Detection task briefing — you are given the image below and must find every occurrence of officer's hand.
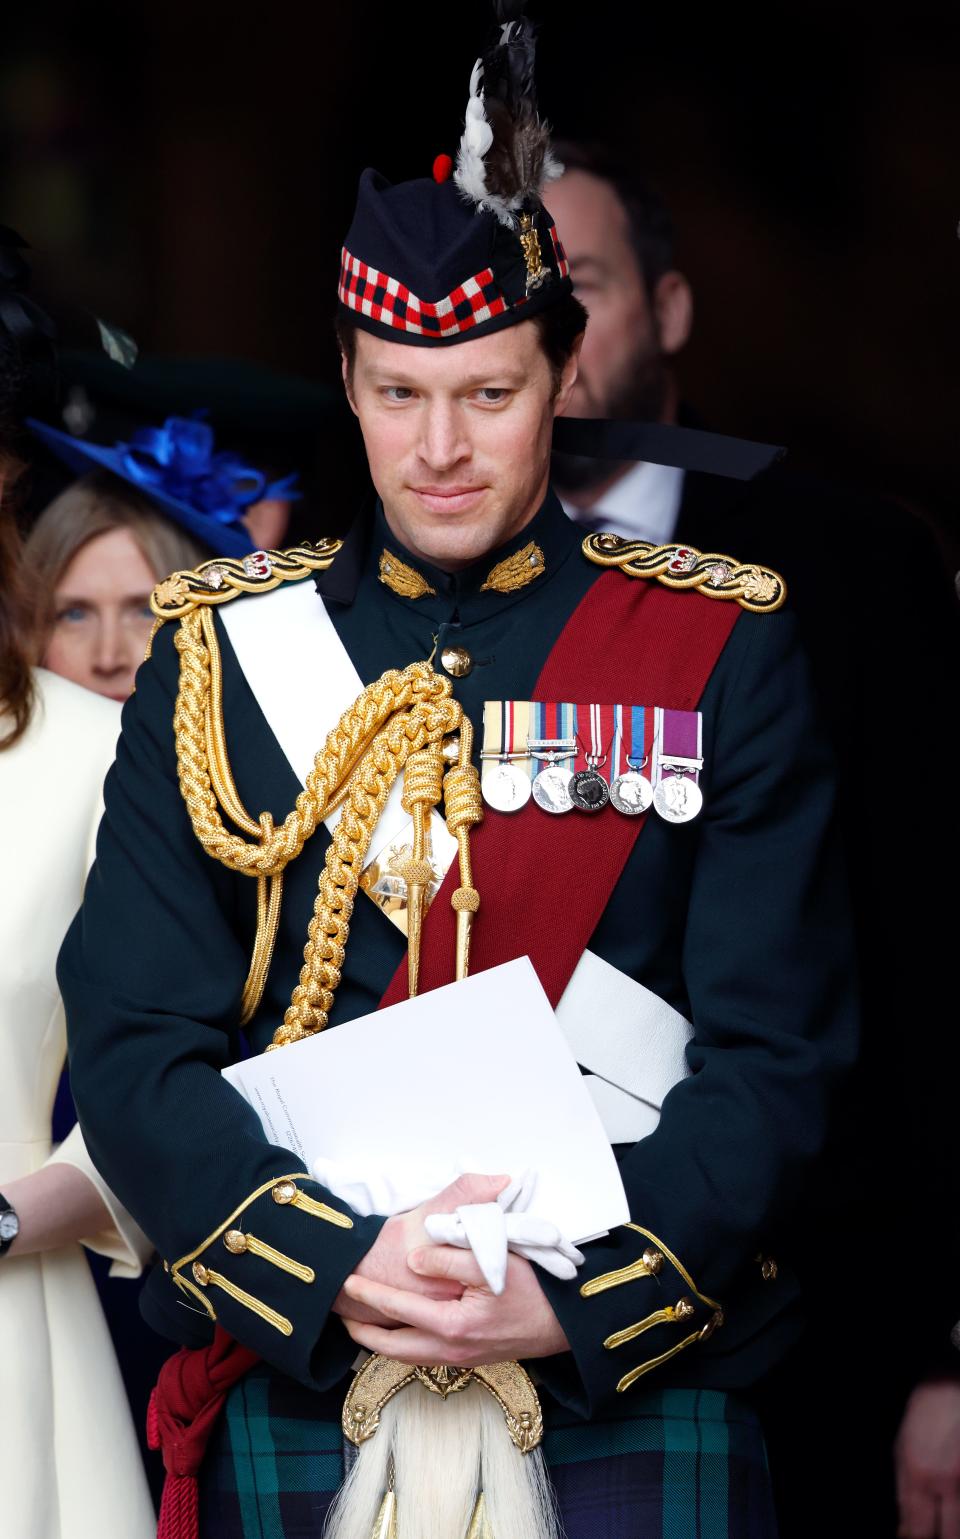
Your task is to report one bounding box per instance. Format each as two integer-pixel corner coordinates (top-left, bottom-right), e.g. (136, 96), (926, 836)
(896, 1380), (960, 1539)
(331, 1173), (510, 1329)
(338, 1241), (571, 1364)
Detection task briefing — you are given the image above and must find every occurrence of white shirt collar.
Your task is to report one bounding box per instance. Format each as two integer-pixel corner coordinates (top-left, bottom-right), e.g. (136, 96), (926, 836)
(560, 461), (685, 546)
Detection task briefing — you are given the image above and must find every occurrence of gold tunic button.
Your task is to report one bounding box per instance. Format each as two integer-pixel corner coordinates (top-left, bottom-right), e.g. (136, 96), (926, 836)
(272, 1180), (297, 1205)
(642, 1247), (664, 1276)
(699, 1308), (724, 1341)
(224, 1229), (248, 1255)
(440, 645), (473, 678)
(192, 1262), (210, 1286)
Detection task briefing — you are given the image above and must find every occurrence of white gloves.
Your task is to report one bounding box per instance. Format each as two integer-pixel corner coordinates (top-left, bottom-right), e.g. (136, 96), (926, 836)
(424, 1171), (584, 1295)
(310, 1158), (585, 1298)
(310, 1157), (460, 1219)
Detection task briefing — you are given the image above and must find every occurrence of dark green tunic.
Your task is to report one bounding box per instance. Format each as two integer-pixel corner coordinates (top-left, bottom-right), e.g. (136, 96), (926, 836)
(58, 491), (856, 1422)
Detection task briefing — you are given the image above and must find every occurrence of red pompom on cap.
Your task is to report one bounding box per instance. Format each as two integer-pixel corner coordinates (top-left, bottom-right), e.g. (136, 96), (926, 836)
(432, 153), (454, 184)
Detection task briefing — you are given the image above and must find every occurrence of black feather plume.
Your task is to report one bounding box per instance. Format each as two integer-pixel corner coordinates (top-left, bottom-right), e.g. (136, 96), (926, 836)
(454, 0), (561, 223)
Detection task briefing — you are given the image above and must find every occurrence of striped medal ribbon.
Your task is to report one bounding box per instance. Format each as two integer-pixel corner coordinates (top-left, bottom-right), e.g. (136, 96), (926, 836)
(529, 700), (577, 815)
(609, 705), (655, 817)
(569, 701), (613, 813)
(480, 699), (533, 812)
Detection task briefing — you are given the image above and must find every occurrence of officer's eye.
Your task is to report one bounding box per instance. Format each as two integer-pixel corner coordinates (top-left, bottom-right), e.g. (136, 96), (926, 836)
(474, 388), (510, 404)
(56, 603), (90, 623)
(382, 386), (415, 403)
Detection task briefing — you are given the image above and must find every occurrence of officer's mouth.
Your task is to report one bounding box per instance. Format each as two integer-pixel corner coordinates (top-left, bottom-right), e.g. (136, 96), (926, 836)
(409, 485), (487, 514)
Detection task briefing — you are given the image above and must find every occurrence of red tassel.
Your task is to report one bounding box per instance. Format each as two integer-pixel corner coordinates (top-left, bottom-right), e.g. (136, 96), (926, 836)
(147, 1327), (260, 1539)
(156, 1472), (199, 1539)
(432, 153), (454, 183)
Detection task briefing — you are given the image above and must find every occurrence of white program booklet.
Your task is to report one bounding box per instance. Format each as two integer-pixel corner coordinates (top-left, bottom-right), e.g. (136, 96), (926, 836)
(223, 956), (629, 1244)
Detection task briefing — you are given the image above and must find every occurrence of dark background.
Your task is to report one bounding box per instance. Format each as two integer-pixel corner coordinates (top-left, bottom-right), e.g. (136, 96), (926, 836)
(2, 0), (959, 559)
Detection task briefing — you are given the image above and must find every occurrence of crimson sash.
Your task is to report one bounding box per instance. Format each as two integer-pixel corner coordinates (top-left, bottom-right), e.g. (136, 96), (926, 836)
(381, 570), (740, 1009)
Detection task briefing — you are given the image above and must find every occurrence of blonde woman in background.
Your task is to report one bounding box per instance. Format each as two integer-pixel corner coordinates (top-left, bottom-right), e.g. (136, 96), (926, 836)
(25, 470), (205, 701)
(26, 412), (299, 700)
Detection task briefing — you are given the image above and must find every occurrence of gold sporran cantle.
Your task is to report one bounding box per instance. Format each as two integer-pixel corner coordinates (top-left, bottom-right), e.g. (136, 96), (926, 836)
(327, 1355), (559, 1539)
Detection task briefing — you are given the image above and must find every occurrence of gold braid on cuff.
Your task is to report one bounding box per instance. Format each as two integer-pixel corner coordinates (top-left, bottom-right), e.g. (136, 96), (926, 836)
(169, 1173), (351, 1330)
(580, 1222), (725, 1394)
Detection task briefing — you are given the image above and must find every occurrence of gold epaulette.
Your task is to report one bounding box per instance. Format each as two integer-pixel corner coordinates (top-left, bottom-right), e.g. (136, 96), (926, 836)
(149, 540), (343, 623)
(582, 532), (786, 614)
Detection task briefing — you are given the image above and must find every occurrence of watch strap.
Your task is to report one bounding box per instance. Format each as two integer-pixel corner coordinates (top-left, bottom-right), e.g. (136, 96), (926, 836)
(0, 1191), (20, 1257)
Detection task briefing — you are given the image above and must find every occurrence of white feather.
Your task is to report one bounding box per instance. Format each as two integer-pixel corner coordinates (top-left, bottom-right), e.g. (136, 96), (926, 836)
(455, 60), (491, 208)
(453, 52), (559, 228)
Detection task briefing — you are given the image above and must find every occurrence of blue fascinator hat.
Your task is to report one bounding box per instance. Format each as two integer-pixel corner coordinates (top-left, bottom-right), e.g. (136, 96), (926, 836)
(27, 412), (300, 558)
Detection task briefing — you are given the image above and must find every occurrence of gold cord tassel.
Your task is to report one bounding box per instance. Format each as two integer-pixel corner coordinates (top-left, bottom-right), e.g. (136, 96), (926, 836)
(444, 716), (483, 980)
(398, 740), (445, 997)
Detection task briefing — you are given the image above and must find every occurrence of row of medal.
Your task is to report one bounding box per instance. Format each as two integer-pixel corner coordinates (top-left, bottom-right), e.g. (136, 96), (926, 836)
(480, 701), (704, 824)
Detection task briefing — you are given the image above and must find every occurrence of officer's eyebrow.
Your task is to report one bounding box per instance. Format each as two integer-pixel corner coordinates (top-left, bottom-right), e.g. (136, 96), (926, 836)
(365, 366), (528, 388)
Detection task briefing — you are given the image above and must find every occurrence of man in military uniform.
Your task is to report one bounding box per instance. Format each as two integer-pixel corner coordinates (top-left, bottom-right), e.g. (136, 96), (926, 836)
(59, 13), (856, 1537)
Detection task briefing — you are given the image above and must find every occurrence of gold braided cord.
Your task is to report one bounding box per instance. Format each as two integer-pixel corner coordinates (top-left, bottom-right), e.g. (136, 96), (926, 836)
(175, 613), (453, 879)
(272, 694), (461, 1045)
(241, 869), (284, 1026)
(194, 606), (284, 1020)
(581, 531), (787, 614)
(168, 588), (483, 1045)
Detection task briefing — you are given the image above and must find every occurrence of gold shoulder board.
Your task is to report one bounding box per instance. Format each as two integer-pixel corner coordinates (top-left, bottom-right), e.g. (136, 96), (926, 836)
(149, 540), (343, 623)
(582, 532), (786, 614)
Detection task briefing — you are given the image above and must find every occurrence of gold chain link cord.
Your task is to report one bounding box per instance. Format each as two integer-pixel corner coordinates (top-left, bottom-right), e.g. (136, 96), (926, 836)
(168, 605), (483, 1041)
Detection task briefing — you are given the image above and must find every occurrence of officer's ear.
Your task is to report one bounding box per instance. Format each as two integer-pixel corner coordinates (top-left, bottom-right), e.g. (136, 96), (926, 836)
(340, 350), (359, 416)
(336, 319), (360, 415)
(653, 272), (693, 357)
(553, 330), (585, 417)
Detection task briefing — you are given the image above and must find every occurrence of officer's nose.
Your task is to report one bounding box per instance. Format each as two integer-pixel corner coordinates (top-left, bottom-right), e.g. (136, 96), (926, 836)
(417, 399), (470, 474)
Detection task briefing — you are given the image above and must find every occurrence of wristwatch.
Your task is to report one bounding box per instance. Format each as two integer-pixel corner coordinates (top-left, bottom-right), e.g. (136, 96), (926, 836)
(0, 1193), (20, 1257)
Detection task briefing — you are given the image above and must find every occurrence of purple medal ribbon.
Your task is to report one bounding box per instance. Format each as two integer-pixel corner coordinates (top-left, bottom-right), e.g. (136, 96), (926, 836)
(653, 707), (704, 823)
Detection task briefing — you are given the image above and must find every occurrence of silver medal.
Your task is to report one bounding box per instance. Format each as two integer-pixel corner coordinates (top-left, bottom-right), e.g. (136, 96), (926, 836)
(653, 774), (703, 824)
(609, 770), (654, 817)
(569, 767), (610, 813)
(532, 765), (575, 814)
(481, 760), (532, 813)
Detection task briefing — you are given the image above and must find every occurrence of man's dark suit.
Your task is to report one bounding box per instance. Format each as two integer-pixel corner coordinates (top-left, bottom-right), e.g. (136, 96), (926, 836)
(677, 465), (960, 1534)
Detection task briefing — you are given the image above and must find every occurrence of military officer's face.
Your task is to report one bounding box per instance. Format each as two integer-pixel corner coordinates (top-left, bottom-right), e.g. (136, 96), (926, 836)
(343, 319), (581, 570)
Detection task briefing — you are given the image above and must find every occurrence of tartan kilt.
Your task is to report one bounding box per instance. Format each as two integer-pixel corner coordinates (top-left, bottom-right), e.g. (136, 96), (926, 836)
(197, 1362), (778, 1538)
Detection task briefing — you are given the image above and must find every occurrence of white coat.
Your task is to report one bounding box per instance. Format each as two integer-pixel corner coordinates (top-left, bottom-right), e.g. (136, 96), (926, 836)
(0, 669), (155, 1539)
